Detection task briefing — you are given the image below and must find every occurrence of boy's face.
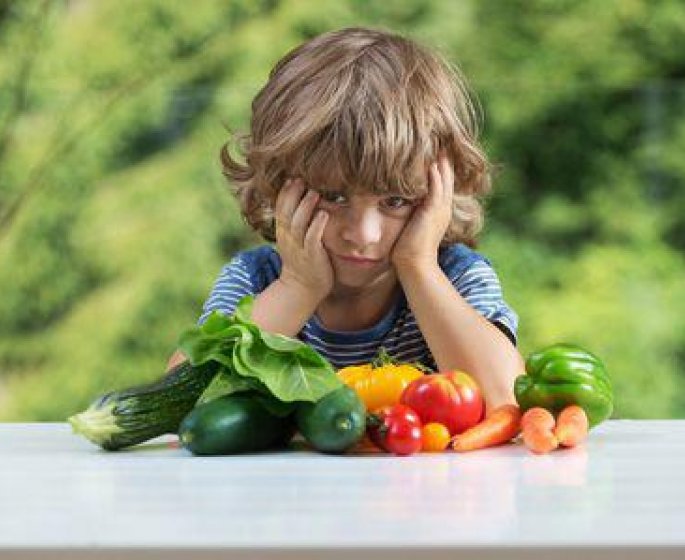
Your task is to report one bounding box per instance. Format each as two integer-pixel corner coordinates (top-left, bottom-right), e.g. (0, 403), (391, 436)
(315, 189), (421, 289)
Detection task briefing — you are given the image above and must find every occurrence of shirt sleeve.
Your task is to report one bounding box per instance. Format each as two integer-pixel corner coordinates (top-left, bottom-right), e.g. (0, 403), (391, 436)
(197, 254), (257, 325)
(450, 259), (519, 346)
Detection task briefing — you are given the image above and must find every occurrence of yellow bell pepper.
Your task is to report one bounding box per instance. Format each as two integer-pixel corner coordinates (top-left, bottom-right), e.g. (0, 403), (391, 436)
(337, 347), (429, 412)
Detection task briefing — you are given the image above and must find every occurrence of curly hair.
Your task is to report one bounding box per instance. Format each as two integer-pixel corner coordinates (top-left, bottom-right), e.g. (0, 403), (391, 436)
(220, 26), (492, 247)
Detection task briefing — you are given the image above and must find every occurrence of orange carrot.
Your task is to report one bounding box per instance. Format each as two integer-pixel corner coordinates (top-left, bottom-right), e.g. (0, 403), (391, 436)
(554, 405), (589, 447)
(521, 407), (558, 454)
(521, 407), (556, 432)
(452, 404), (521, 452)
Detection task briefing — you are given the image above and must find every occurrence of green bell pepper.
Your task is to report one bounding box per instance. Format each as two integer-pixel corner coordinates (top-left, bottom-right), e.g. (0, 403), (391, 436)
(514, 343), (614, 427)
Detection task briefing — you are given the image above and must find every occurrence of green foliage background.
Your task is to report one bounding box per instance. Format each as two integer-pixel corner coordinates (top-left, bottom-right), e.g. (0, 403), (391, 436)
(0, 0), (683, 421)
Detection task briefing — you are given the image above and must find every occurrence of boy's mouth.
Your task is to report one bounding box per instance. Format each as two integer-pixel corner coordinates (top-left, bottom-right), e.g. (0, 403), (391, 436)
(335, 254), (381, 266)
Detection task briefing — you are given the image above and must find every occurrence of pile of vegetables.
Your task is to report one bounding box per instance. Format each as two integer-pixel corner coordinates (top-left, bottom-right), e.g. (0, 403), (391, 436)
(513, 343), (614, 454)
(336, 347), (425, 411)
(336, 342), (614, 456)
(339, 353), (487, 455)
(69, 294), (614, 458)
(69, 295), (366, 454)
(514, 343), (614, 427)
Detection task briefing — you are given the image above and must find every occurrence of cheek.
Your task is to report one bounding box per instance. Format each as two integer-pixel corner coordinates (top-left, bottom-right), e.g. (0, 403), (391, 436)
(320, 212), (407, 249)
(387, 218), (409, 243)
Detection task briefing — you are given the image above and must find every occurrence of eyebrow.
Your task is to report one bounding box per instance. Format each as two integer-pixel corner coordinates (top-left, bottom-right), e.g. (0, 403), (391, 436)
(319, 190), (421, 202)
(319, 183), (418, 194)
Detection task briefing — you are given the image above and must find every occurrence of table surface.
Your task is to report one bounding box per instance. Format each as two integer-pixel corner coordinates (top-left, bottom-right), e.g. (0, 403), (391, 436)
(1, 420), (684, 558)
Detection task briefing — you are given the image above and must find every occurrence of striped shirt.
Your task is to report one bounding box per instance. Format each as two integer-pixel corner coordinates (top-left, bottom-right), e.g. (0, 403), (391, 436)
(198, 243), (518, 371)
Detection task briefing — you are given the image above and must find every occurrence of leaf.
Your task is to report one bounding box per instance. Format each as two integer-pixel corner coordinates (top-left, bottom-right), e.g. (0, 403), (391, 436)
(196, 365), (261, 405)
(233, 296), (303, 352)
(201, 310), (237, 334)
(176, 297), (341, 405)
(237, 337), (340, 402)
(259, 329), (310, 353)
(231, 331), (256, 377)
(234, 294), (255, 324)
(178, 320), (253, 368)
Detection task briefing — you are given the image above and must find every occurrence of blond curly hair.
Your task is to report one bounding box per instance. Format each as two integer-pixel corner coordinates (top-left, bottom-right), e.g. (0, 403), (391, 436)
(220, 27), (492, 247)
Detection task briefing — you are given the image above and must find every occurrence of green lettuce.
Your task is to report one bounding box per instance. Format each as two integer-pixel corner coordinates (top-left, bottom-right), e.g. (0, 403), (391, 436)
(178, 295), (341, 411)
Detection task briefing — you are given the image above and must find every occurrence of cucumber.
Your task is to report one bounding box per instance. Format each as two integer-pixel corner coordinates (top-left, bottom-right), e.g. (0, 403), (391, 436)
(179, 392), (295, 455)
(68, 360), (219, 451)
(295, 385), (366, 453)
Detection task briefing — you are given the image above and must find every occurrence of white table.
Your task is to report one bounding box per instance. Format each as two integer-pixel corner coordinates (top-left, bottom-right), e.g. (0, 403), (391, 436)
(0, 421), (683, 559)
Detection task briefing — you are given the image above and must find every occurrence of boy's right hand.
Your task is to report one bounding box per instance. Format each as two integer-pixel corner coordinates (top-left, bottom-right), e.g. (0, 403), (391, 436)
(274, 177), (334, 301)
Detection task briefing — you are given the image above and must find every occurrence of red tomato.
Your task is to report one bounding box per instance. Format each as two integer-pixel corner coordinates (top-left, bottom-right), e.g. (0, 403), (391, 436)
(367, 404), (423, 456)
(400, 371), (484, 435)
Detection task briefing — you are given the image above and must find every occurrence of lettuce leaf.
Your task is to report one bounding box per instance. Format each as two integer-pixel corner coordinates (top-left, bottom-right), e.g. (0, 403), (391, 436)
(195, 364), (261, 405)
(178, 295), (341, 405)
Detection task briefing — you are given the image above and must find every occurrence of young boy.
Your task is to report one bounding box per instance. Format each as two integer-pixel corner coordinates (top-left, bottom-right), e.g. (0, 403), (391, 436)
(169, 27), (523, 412)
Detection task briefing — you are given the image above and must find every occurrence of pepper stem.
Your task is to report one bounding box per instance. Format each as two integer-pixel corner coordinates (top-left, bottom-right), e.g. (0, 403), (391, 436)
(409, 361), (434, 373)
(371, 346), (395, 368)
(371, 345), (434, 373)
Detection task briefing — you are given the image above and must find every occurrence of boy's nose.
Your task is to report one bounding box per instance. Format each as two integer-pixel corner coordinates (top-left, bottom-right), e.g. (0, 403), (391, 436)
(340, 207), (383, 247)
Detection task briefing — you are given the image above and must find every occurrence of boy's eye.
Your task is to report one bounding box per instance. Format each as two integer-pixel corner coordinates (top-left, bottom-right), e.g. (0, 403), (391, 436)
(320, 191), (348, 204)
(318, 191), (416, 210)
(383, 196), (414, 209)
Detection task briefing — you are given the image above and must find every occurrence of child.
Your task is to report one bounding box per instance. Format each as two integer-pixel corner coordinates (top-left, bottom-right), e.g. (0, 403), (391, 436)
(169, 27), (523, 412)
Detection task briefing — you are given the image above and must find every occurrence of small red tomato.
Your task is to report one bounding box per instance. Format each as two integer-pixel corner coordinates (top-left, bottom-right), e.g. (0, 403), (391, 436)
(367, 404), (423, 456)
(400, 371), (484, 436)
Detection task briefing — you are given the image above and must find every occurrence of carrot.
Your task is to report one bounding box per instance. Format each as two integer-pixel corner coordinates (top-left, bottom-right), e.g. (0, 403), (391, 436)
(521, 407), (558, 454)
(452, 404), (521, 452)
(554, 405), (589, 447)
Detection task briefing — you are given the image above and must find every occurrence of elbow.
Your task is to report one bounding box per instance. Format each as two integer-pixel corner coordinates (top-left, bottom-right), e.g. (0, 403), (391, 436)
(166, 350), (187, 372)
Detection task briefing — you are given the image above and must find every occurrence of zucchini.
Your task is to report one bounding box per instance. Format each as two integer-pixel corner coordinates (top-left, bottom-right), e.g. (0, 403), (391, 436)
(179, 392), (295, 455)
(68, 360), (219, 450)
(295, 385), (366, 453)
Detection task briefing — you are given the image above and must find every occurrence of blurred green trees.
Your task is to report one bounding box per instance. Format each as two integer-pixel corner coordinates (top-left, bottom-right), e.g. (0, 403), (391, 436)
(0, 0), (683, 420)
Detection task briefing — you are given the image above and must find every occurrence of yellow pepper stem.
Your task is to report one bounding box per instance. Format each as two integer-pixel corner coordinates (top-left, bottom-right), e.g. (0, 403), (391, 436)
(370, 346), (433, 373)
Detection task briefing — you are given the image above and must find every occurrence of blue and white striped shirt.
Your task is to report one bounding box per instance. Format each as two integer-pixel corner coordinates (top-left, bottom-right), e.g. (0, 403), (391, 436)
(198, 243), (518, 371)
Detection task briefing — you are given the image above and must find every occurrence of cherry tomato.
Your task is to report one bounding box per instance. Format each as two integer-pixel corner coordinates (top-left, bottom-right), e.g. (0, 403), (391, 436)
(421, 422), (451, 452)
(367, 404), (423, 456)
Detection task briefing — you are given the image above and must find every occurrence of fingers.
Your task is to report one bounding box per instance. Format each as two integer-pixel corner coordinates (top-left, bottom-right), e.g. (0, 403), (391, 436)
(428, 162), (442, 205)
(428, 152), (454, 206)
(275, 177), (325, 248)
(274, 178), (333, 297)
(290, 188), (321, 244)
(438, 151), (454, 203)
(275, 178), (306, 223)
(304, 209), (328, 250)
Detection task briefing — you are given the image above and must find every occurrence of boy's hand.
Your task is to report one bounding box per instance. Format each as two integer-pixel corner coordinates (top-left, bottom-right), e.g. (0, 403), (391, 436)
(275, 177), (334, 301)
(391, 152), (454, 272)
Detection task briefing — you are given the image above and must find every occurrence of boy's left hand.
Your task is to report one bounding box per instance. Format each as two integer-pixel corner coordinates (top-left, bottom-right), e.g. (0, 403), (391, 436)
(391, 152), (454, 272)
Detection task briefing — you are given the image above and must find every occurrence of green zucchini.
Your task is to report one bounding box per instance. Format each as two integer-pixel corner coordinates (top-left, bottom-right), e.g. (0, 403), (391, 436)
(295, 385), (366, 453)
(179, 392), (295, 455)
(68, 360), (219, 450)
